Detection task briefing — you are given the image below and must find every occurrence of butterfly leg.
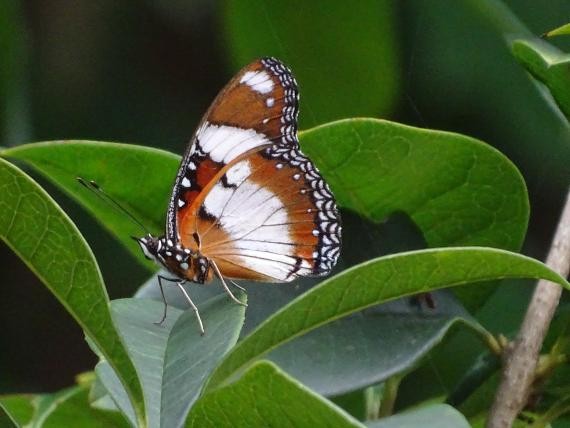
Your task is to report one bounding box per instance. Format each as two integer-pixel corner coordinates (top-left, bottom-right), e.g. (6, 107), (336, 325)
(155, 275), (178, 326)
(229, 280), (246, 292)
(175, 281), (205, 335)
(210, 260), (248, 307)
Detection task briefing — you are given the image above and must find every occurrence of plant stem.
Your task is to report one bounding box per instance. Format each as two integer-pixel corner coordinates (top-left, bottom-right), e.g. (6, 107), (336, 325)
(378, 375), (402, 418)
(487, 188), (570, 428)
(365, 384), (383, 420)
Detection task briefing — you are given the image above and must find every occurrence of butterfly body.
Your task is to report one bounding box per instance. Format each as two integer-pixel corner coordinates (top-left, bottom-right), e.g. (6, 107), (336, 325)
(135, 235), (212, 283)
(135, 57), (341, 331)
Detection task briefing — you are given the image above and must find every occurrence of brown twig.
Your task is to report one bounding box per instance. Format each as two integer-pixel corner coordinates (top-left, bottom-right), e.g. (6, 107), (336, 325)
(487, 189), (570, 428)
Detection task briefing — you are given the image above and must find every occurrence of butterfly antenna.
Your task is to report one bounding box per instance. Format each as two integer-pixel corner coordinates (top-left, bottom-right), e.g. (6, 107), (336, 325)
(76, 177), (150, 234)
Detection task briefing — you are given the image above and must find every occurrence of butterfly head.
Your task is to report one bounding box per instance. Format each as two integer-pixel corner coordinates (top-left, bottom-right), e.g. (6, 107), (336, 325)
(133, 234), (210, 282)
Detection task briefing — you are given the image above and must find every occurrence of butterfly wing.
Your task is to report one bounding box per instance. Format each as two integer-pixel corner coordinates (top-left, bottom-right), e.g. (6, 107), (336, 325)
(166, 57), (298, 242)
(200, 150), (340, 281)
(169, 57), (341, 281)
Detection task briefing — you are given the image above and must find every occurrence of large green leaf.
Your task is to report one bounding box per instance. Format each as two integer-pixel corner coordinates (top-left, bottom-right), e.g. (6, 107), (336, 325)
(137, 273), (483, 396)
(0, 158), (145, 425)
(186, 361), (363, 427)
(511, 39), (570, 121)
(301, 118), (529, 308)
(93, 295), (246, 428)
(301, 119), (528, 251)
(223, 0), (400, 128)
(266, 292), (482, 396)
(1, 141), (179, 267)
(204, 247), (569, 391)
(365, 404), (470, 428)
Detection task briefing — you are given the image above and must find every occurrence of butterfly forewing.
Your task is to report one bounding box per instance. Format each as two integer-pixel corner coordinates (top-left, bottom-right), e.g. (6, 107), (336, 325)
(166, 58), (298, 241)
(167, 57), (340, 282)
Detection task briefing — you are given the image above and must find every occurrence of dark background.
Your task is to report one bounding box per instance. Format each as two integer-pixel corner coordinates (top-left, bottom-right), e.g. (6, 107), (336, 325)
(1, 0), (569, 393)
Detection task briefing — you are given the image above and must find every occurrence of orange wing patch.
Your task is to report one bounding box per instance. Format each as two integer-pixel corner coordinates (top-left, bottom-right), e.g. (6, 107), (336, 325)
(205, 61), (288, 141)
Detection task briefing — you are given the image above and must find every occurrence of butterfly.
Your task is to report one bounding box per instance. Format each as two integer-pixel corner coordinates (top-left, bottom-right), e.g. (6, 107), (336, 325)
(134, 57), (342, 334)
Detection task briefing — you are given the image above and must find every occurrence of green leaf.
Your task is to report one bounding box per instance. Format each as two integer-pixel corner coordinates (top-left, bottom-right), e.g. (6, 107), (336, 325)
(93, 355), (138, 426)
(138, 274), (484, 396)
(457, 371), (500, 422)
(88, 378), (120, 413)
(300, 118), (529, 308)
(0, 158), (145, 425)
(186, 361), (363, 427)
(1, 388), (127, 428)
(205, 247), (569, 391)
(543, 23), (570, 38)
(267, 292), (484, 396)
(446, 352), (500, 410)
(223, 0), (400, 128)
(512, 39), (570, 120)
(364, 404), (470, 428)
(39, 386), (128, 428)
(1, 141), (179, 267)
(0, 395), (34, 427)
(0, 403), (18, 428)
(300, 119), (528, 251)
(93, 295), (246, 428)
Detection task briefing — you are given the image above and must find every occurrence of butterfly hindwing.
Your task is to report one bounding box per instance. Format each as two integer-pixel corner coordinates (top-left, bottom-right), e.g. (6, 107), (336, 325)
(199, 150), (340, 282)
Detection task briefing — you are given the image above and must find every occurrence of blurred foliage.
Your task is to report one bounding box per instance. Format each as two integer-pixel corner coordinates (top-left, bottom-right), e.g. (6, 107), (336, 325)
(0, 1), (30, 145)
(224, 0), (401, 128)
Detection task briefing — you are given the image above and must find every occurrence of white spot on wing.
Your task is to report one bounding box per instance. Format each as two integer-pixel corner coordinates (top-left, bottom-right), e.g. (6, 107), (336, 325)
(225, 160), (251, 187)
(266, 97), (275, 107)
(181, 177), (191, 187)
(240, 70), (274, 94)
(196, 122), (270, 164)
(203, 182), (234, 218)
(200, 177), (293, 250)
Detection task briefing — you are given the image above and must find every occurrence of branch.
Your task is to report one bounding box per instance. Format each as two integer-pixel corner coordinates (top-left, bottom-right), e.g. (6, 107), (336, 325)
(487, 188), (570, 428)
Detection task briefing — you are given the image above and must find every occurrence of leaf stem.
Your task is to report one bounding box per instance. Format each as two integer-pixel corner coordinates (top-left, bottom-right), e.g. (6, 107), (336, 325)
(487, 188), (570, 427)
(364, 384), (383, 420)
(377, 375), (402, 418)
(485, 333), (506, 357)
